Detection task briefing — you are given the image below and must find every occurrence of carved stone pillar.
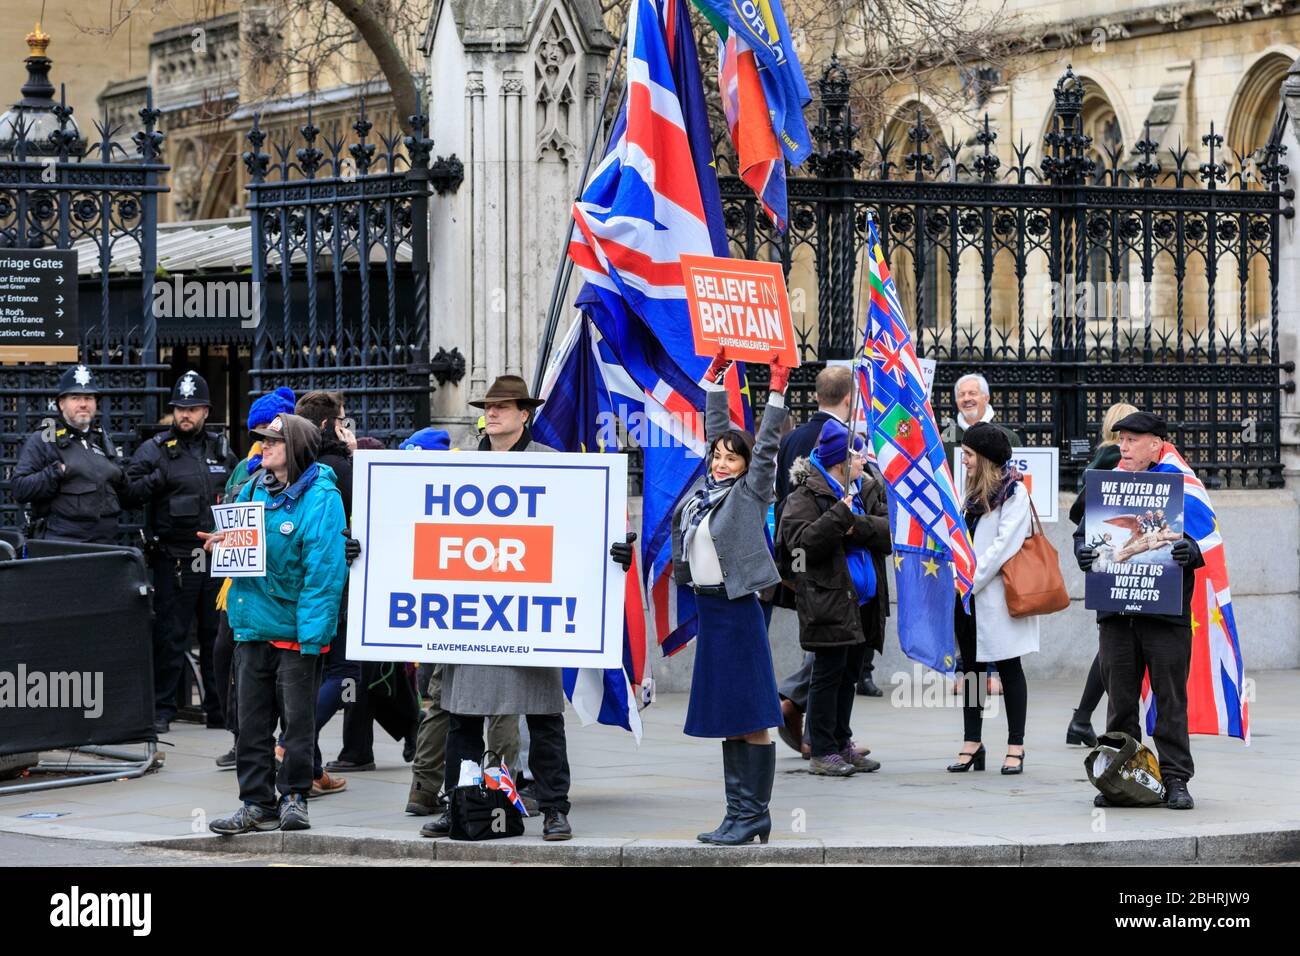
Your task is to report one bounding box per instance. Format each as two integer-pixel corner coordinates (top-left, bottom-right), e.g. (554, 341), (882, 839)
(1275, 59), (1300, 475)
(424, 0), (614, 427)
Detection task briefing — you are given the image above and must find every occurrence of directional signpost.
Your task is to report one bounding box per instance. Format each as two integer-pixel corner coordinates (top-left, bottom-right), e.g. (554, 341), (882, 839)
(0, 249), (79, 363)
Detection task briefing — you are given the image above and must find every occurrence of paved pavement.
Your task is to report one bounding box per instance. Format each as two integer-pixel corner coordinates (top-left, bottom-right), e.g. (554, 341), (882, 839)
(2, 673), (1298, 865)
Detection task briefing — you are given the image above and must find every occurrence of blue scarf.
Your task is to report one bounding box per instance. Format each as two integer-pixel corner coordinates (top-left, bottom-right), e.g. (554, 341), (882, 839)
(810, 451), (876, 604)
(679, 471), (738, 558)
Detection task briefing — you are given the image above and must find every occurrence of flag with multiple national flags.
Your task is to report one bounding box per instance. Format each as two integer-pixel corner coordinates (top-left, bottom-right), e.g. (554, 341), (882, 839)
(1140, 444), (1249, 742)
(691, 0), (811, 231)
(860, 218), (976, 673)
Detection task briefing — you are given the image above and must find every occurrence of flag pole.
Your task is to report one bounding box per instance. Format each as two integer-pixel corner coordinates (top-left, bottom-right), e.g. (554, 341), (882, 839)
(844, 208), (875, 440)
(531, 19), (630, 395)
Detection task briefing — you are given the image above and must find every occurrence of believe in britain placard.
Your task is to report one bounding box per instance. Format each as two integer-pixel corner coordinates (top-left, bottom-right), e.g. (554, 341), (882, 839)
(346, 450), (628, 669)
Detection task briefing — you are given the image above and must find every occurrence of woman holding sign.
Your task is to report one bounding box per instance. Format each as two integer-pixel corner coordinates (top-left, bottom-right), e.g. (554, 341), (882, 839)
(947, 424), (1038, 776)
(672, 352), (790, 846)
(203, 413), (349, 835)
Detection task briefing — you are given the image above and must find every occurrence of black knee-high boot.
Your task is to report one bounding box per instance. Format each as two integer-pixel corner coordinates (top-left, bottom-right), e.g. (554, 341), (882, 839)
(697, 739), (744, 843)
(706, 742), (774, 846)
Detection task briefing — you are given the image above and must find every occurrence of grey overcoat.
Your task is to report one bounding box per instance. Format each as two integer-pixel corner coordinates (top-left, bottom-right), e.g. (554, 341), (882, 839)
(440, 436), (568, 716)
(671, 386), (788, 599)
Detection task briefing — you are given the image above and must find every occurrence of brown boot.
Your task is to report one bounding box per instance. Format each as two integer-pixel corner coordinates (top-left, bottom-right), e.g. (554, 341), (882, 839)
(405, 780), (443, 816)
(310, 772), (347, 797)
(777, 698), (804, 754)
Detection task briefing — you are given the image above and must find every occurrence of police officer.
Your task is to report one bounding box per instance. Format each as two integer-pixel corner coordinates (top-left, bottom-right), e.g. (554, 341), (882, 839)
(1070, 411), (1203, 810)
(124, 371), (237, 733)
(12, 364), (125, 543)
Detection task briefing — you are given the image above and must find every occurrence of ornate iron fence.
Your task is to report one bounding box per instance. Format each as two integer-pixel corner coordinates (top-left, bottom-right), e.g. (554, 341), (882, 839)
(0, 92), (168, 531)
(725, 61), (1296, 489)
(243, 101), (464, 445)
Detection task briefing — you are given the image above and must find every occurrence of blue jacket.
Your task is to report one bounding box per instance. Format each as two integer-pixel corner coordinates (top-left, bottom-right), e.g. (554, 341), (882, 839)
(227, 463), (348, 654)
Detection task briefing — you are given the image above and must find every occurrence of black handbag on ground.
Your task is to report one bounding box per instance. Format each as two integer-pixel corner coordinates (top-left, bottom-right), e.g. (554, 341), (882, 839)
(448, 750), (525, 841)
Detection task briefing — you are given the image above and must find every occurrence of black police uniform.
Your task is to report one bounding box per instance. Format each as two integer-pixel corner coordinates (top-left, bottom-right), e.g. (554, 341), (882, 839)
(1069, 412), (1204, 785)
(11, 365), (124, 543)
(123, 372), (237, 725)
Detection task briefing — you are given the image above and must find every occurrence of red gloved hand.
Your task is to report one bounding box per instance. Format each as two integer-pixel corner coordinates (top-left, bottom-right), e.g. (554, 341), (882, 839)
(768, 357), (791, 394)
(705, 350), (730, 384)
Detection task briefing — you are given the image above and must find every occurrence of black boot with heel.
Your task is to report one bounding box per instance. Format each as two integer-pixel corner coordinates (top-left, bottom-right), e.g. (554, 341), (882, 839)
(697, 739), (744, 843)
(1066, 711), (1098, 747)
(702, 742), (774, 846)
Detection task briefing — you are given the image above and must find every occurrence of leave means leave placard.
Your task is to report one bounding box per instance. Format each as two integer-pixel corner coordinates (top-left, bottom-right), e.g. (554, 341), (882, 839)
(210, 502), (266, 577)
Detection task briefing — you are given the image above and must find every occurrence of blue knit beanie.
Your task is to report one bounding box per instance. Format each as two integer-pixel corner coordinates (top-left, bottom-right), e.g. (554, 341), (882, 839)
(813, 418), (865, 467)
(400, 427), (451, 451)
(248, 387), (296, 431)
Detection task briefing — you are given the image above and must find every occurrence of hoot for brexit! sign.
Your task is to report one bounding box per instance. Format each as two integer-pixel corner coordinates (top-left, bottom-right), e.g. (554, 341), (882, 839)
(681, 253), (798, 365)
(346, 450), (628, 669)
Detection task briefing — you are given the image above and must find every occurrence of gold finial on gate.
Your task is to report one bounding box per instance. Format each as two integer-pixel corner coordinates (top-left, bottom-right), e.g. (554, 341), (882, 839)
(26, 23), (51, 57)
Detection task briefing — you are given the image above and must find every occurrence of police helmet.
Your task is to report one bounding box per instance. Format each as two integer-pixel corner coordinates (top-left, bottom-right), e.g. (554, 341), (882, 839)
(169, 370), (211, 408)
(56, 364), (100, 398)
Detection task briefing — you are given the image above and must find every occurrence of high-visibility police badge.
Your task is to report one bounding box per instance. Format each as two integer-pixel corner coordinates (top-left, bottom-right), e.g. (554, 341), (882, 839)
(73, 365), (92, 387)
(279, 521), (294, 535)
(178, 374), (197, 399)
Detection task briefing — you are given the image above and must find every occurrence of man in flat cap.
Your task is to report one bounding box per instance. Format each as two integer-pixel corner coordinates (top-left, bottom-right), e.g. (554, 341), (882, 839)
(1069, 411), (1204, 810)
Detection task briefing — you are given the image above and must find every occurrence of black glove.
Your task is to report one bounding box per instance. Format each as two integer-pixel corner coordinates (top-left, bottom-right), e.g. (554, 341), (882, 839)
(609, 531), (637, 572)
(1171, 539), (1193, 566)
(1077, 547), (1098, 572)
(343, 531), (361, 566)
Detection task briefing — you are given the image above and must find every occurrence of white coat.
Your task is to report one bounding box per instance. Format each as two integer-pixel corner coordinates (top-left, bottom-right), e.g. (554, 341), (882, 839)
(968, 482), (1040, 661)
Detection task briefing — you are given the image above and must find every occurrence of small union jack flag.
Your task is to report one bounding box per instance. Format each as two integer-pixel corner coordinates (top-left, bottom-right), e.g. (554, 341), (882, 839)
(483, 761), (529, 817)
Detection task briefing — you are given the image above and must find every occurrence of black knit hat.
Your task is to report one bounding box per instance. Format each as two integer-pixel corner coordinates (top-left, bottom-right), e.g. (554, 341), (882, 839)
(1112, 411), (1168, 439)
(961, 422), (1012, 466)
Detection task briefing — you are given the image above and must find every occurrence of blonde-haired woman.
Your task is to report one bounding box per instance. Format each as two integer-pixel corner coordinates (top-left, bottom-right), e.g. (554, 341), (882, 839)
(1065, 400), (1138, 746)
(1075, 402), (1139, 492)
(947, 423), (1039, 775)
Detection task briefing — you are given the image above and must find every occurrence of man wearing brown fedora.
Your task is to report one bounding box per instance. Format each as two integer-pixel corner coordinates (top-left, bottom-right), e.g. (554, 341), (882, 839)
(421, 374), (636, 841)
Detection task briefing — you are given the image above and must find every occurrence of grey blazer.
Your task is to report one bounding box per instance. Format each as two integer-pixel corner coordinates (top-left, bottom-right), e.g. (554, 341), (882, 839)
(441, 437), (566, 716)
(671, 386), (788, 600)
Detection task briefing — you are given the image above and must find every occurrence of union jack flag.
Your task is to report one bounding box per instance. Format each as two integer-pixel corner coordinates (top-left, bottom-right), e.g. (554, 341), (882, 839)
(566, 0), (748, 662)
(1141, 444), (1249, 742)
(483, 761), (528, 817)
(568, 0), (713, 388)
(861, 219), (975, 673)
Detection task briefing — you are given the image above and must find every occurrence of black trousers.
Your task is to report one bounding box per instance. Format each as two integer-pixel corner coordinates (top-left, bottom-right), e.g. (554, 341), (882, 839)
(955, 603), (1028, 746)
(234, 642), (321, 811)
(152, 555), (222, 721)
(338, 661), (420, 762)
(1098, 616), (1194, 781)
(807, 639), (868, 757)
(1075, 654), (1105, 719)
(213, 611), (237, 738)
(445, 712), (571, 815)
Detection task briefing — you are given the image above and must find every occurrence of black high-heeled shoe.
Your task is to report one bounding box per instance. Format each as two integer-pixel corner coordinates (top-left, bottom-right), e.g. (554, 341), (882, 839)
(1001, 751), (1026, 775)
(946, 745), (985, 772)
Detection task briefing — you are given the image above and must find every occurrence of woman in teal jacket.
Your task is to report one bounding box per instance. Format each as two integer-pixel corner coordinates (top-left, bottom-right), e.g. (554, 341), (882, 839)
(207, 412), (348, 835)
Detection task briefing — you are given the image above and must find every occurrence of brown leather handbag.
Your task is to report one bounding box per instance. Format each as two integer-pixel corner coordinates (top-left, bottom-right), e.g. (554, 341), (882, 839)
(1000, 497), (1070, 618)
